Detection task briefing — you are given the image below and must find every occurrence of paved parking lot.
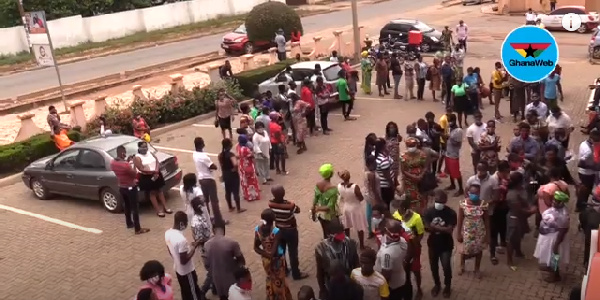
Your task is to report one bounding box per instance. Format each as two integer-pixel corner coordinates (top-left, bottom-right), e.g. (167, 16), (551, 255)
(1, 10), (598, 300)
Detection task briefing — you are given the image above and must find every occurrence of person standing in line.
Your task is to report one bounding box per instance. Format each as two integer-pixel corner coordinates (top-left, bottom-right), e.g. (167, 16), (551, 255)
(338, 170), (368, 249)
(268, 185), (309, 280)
(269, 112), (289, 175)
(390, 52), (403, 99)
(464, 67), (480, 112)
(133, 141), (172, 218)
(456, 20), (468, 52)
(466, 112), (487, 174)
(300, 78), (317, 135)
(456, 184), (489, 278)
(404, 58), (416, 100)
(215, 89), (236, 140)
(375, 54), (390, 97)
(297, 286), (318, 300)
(252, 122), (272, 185)
(312, 164), (340, 238)
(255, 106), (273, 169)
(374, 138), (396, 206)
(450, 77), (470, 127)
(365, 155), (383, 238)
(507, 122), (539, 162)
(525, 95), (549, 119)
(385, 121), (402, 186)
(415, 56), (428, 101)
(423, 189), (456, 298)
(484, 161), (509, 266)
(436, 107), (453, 177)
(189, 197), (214, 297)
(549, 0), (556, 11)
(346, 70), (359, 119)
(164, 212), (202, 300)
(576, 129), (600, 212)
(218, 138), (246, 214)
(275, 29), (287, 61)
(546, 106), (573, 149)
(505, 172), (537, 270)
(205, 222), (247, 300)
(478, 120), (501, 174)
(291, 93), (309, 154)
(361, 51), (373, 95)
(180, 173), (207, 221)
(111, 145), (149, 234)
(194, 137), (227, 225)
(375, 219), (410, 299)
(429, 58), (442, 102)
(444, 114), (465, 197)
(350, 248), (390, 300)
(491, 62), (505, 121)
(441, 56), (454, 107)
(315, 76), (332, 134)
(236, 135), (260, 202)
(393, 199), (425, 298)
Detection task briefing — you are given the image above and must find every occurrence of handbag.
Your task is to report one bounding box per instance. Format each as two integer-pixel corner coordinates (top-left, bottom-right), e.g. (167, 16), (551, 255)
(418, 171), (438, 193)
(214, 119), (219, 128)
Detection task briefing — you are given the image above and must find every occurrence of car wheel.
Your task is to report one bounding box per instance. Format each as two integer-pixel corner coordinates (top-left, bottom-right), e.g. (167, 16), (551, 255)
(224, 49), (232, 55)
(243, 42), (254, 54)
(594, 46), (600, 59)
(577, 24), (588, 34)
(30, 178), (51, 200)
(420, 43), (431, 52)
(100, 187), (122, 213)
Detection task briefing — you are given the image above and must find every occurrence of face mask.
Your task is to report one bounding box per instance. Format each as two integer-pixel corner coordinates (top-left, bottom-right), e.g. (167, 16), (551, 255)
(256, 128), (264, 134)
(138, 148), (148, 155)
(371, 217), (383, 228)
(239, 281), (252, 291)
(434, 203), (445, 210)
(333, 233), (346, 242)
(407, 147), (418, 153)
(147, 275), (160, 285)
(468, 193), (480, 202)
(475, 120), (482, 125)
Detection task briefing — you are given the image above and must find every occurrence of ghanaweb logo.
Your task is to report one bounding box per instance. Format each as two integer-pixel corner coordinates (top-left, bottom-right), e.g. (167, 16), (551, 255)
(501, 26), (559, 83)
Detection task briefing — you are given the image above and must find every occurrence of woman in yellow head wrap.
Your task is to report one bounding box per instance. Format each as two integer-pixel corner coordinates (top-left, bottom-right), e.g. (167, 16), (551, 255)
(360, 51), (373, 94)
(312, 163), (340, 238)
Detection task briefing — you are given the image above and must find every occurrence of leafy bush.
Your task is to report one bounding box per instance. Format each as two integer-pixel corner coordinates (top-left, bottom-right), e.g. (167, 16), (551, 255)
(245, 2), (302, 43)
(0, 130), (84, 174)
(234, 59), (295, 97)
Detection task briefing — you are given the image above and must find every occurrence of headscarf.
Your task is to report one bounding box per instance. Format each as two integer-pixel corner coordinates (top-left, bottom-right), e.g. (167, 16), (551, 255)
(338, 170), (350, 181)
(238, 134), (248, 146)
(269, 111), (280, 121)
(405, 136), (420, 147)
(361, 51), (368, 58)
(319, 163), (334, 179)
(554, 191), (569, 203)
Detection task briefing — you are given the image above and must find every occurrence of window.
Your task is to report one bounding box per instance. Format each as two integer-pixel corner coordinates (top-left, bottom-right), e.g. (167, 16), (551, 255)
(233, 24), (247, 34)
(290, 69), (313, 82)
(413, 22), (434, 32)
(107, 140), (157, 159)
(322, 65), (343, 81)
(52, 149), (80, 170)
(78, 150), (106, 170)
(550, 8), (572, 15)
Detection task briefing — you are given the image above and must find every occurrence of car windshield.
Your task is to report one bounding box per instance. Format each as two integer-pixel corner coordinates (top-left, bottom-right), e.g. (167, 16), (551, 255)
(233, 24), (247, 34)
(107, 140), (157, 159)
(322, 64), (343, 81)
(414, 22), (434, 32)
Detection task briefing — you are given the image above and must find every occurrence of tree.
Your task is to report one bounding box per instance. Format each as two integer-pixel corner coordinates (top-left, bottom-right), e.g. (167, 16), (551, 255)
(245, 1), (302, 42)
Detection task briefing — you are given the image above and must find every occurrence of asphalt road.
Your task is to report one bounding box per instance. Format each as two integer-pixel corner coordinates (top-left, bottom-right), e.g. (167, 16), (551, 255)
(0, 0), (439, 100)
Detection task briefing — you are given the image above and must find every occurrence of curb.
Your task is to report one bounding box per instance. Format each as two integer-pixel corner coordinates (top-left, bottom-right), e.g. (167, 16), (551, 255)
(0, 172), (23, 188)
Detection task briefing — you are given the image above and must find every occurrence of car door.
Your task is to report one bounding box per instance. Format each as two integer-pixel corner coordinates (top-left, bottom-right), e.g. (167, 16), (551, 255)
(395, 24), (412, 43)
(44, 149), (81, 195)
(547, 8), (570, 28)
(74, 149), (113, 200)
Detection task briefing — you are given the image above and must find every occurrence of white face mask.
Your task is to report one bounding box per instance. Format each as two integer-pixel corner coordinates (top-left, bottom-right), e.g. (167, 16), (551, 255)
(371, 217), (383, 228)
(147, 275), (160, 285)
(256, 128), (265, 134)
(407, 147), (418, 153)
(434, 203), (445, 210)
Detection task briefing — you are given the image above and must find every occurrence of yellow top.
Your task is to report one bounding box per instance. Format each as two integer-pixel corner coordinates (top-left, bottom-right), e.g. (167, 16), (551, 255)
(393, 211), (425, 235)
(439, 114), (449, 144)
(492, 70), (504, 89)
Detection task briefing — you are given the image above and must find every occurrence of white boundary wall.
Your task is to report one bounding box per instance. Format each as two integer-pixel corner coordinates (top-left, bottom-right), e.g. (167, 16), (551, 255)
(0, 0), (284, 55)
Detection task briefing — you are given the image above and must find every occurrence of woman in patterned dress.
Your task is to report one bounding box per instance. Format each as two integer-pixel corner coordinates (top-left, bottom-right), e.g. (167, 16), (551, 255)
(236, 135), (260, 202)
(385, 122), (402, 186)
(457, 183), (490, 278)
(400, 137), (428, 212)
(291, 93), (309, 154)
(254, 209), (293, 300)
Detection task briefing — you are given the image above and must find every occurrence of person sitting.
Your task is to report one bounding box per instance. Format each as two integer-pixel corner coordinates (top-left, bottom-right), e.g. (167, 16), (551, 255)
(219, 60), (233, 79)
(53, 126), (75, 151)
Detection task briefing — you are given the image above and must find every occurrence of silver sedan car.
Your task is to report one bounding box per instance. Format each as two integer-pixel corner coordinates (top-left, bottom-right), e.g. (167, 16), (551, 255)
(258, 61), (343, 96)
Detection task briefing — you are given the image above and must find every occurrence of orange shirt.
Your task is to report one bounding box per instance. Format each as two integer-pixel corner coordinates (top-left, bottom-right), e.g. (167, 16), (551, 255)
(269, 121), (284, 144)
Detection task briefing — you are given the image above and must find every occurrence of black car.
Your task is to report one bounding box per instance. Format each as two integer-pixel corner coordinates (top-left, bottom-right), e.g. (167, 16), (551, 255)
(379, 19), (444, 53)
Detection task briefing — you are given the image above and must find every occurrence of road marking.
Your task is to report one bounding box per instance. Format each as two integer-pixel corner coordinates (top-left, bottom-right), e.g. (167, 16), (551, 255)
(153, 145), (217, 156)
(0, 204), (103, 234)
(330, 114), (361, 118)
(192, 124), (239, 130)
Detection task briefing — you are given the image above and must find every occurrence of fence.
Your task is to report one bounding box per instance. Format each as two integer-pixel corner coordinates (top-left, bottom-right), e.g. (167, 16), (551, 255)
(0, 0), (283, 56)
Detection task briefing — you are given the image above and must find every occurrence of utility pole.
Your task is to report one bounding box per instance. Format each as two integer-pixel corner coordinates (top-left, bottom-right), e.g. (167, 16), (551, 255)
(350, 0), (361, 62)
(16, 0), (32, 53)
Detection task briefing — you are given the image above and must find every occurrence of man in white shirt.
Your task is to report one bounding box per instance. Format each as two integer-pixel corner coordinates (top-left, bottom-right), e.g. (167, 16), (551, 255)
(165, 211), (202, 300)
(194, 137), (227, 225)
(455, 20), (468, 52)
(466, 112), (487, 174)
(525, 8), (537, 25)
(375, 219), (409, 299)
(525, 95), (548, 119)
(577, 130), (600, 212)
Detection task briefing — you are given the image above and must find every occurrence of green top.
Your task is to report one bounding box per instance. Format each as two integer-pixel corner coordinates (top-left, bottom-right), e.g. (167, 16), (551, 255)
(337, 78), (350, 101)
(451, 83), (467, 97)
(249, 107), (259, 120)
(313, 186), (338, 221)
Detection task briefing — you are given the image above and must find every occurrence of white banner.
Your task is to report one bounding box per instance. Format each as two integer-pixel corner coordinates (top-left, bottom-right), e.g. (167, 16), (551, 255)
(32, 44), (54, 67)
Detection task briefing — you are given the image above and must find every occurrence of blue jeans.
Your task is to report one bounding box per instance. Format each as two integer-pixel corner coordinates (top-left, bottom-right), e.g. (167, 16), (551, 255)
(393, 74), (402, 97)
(366, 202), (373, 233)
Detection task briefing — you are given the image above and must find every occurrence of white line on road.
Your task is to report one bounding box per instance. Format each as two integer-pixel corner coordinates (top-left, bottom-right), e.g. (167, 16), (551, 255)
(193, 124), (239, 130)
(153, 145), (217, 156)
(330, 114), (361, 117)
(0, 204), (103, 234)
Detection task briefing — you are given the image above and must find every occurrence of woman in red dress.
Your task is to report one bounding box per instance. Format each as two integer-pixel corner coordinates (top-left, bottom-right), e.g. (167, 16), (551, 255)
(237, 134), (260, 201)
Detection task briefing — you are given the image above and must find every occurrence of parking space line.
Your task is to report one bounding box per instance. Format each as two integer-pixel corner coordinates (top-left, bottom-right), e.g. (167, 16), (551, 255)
(330, 114), (361, 118)
(0, 204), (103, 234)
(193, 124), (239, 130)
(153, 145), (217, 156)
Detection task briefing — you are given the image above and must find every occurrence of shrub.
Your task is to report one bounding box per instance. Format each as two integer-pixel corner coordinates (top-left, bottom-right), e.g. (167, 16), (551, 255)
(234, 59), (295, 97)
(245, 2), (302, 43)
(0, 130), (84, 174)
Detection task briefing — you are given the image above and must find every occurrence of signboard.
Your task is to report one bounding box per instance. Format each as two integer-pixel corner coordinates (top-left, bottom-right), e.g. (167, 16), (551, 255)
(32, 44), (55, 67)
(24, 11), (47, 34)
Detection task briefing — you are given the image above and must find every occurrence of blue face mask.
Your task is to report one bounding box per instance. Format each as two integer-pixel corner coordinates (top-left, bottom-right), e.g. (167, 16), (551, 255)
(468, 193), (480, 202)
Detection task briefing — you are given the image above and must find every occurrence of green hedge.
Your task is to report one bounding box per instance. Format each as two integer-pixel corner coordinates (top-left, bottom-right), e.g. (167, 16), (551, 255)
(0, 130), (84, 174)
(234, 59), (296, 97)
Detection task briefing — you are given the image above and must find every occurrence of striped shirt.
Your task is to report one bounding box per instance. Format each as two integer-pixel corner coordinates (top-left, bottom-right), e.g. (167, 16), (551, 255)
(268, 200), (300, 229)
(375, 153), (393, 188)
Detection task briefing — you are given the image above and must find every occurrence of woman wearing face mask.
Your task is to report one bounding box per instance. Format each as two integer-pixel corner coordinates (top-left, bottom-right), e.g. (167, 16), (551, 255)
(385, 122), (402, 185)
(218, 138), (246, 213)
(364, 156), (382, 237)
(338, 170), (367, 249)
(456, 183), (489, 278)
(312, 164), (340, 238)
(505, 172), (537, 271)
(229, 267), (253, 300)
(134, 141), (171, 217)
(374, 138), (396, 206)
(252, 122), (272, 185)
(237, 134), (260, 202)
(136, 260), (174, 300)
(400, 137), (428, 211)
(254, 209), (293, 300)
(534, 191), (571, 282)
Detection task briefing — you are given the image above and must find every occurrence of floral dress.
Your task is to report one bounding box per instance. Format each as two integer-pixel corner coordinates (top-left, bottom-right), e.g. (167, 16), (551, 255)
(386, 137), (400, 178)
(255, 225), (293, 300)
(459, 199), (488, 256)
(400, 151), (428, 210)
(292, 100), (309, 142)
(478, 132), (501, 171)
(237, 144), (260, 201)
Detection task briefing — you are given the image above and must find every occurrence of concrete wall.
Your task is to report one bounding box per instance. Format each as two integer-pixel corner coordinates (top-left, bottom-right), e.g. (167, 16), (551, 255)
(498, 0), (588, 13)
(0, 0), (285, 55)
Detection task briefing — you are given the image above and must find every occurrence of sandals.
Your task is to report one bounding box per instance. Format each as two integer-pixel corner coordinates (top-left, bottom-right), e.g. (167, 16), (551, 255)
(135, 228), (150, 235)
(164, 209), (173, 214)
(157, 212), (166, 218)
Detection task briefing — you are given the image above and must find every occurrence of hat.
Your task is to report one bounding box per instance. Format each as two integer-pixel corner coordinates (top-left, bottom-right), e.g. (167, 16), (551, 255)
(269, 111), (280, 120)
(319, 163), (334, 179)
(554, 191), (569, 203)
(361, 51), (369, 58)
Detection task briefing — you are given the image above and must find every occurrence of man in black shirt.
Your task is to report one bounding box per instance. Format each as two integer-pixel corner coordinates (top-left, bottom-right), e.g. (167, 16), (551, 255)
(219, 60), (233, 79)
(390, 53), (403, 99)
(423, 189), (457, 298)
(327, 261), (363, 300)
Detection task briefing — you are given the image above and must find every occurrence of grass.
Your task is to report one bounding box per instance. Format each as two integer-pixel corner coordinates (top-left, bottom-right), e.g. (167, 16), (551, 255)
(0, 9), (323, 69)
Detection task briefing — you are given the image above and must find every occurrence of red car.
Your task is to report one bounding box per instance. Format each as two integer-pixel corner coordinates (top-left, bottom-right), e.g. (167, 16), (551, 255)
(221, 24), (273, 55)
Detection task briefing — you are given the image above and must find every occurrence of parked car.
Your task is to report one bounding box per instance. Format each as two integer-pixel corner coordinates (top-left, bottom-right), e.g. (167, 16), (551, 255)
(537, 6), (599, 33)
(462, 0), (495, 5)
(590, 26), (600, 61)
(21, 135), (182, 213)
(221, 24), (274, 55)
(379, 19), (444, 53)
(257, 61), (343, 96)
